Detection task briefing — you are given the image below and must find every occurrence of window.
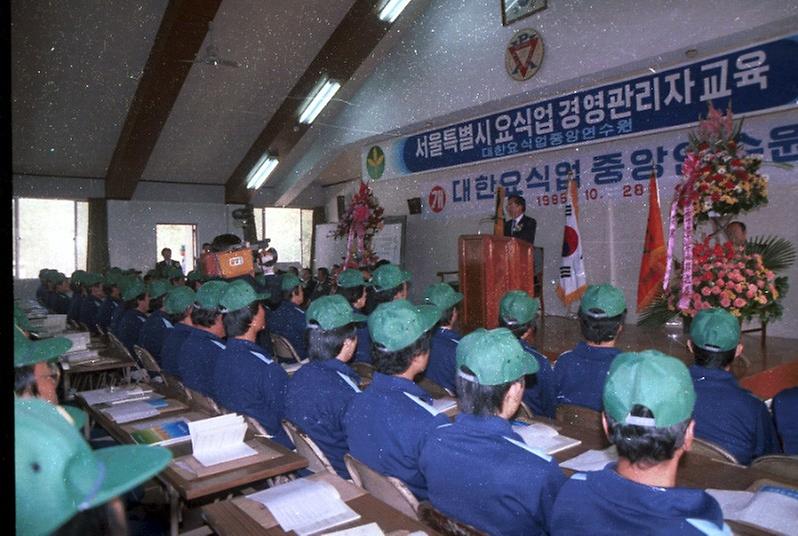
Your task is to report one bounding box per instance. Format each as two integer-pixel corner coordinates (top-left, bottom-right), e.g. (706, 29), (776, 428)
(155, 224), (197, 274)
(252, 207), (314, 266)
(12, 197), (89, 279)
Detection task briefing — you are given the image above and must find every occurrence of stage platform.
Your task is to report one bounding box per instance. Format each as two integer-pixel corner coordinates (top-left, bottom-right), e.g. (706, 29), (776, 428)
(534, 315), (797, 386)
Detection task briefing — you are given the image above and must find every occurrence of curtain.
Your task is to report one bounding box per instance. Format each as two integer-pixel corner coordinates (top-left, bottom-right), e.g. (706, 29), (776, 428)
(86, 198), (109, 272)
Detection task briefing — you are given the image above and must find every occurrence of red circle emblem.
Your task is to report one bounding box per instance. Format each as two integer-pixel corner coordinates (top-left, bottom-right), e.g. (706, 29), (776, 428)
(562, 226), (579, 257)
(429, 186), (446, 213)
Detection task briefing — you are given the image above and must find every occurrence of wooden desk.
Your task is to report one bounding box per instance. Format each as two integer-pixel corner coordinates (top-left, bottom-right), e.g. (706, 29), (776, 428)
(76, 388), (309, 536)
(202, 472), (439, 536)
(61, 352), (135, 397)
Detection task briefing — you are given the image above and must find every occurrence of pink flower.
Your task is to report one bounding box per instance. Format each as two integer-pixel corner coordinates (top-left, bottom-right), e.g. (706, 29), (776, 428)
(712, 286), (722, 295)
(733, 298), (746, 308)
(716, 279), (725, 288)
(757, 280), (765, 289)
(701, 287), (712, 296)
(720, 297), (731, 308)
(746, 289), (756, 299)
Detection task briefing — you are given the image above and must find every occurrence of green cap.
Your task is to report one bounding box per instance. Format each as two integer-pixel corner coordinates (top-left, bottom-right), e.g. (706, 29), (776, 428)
(424, 283), (463, 313)
(456, 327), (539, 386)
(580, 284), (627, 318)
(147, 279), (171, 300)
(14, 324), (73, 368)
(166, 265), (183, 279)
(50, 272), (67, 285)
(195, 280), (229, 309)
(121, 278), (146, 302)
(219, 280), (270, 312)
(306, 295), (366, 330)
(500, 290), (540, 325)
(368, 299), (439, 352)
(70, 270), (86, 285)
(81, 272), (103, 287)
(690, 308), (741, 352)
(371, 264), (411, 292)
(603, 350), (695, 428)
(15, 398), (172, 536)
(281, 274), (302, 292)
(103, 271), (121, 287)
(186, 269), (205, 282)
(163, 286), (196, 315)
(255, 273), (266, 287)
(337, 269), (371, 288)
(14, 304), (34, 332)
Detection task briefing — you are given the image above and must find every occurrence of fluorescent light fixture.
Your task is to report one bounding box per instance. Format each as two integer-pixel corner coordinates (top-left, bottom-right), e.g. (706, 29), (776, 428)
(298, 78), (341, 125)
(246, 154), (279, 190)
(378, 0), (412, 23)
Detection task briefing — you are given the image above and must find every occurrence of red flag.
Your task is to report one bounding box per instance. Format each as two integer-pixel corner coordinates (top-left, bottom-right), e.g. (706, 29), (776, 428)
(637, 174), (667, 311)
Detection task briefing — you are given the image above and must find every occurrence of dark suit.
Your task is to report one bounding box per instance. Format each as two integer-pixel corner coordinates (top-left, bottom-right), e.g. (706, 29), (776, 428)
(155, 259), (182, 278)
(504, 215), (537, 245)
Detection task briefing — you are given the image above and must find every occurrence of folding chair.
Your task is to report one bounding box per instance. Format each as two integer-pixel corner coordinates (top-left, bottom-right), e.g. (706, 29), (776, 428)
(555, 404), (603, 432)
(160, 373), (192, 404)
(513, 401), (535, 423)
(691, 437), (740, 465)
(349, 361), (374, 383)
(750, 454), (798, 481)
(184, 386), (223, 416)
(282, 420), (336, 475)
(417, 501), (487, 536)
(418, 376), (454, 398)
(271, 333), (303, 363)
(344, 453), (419, 519)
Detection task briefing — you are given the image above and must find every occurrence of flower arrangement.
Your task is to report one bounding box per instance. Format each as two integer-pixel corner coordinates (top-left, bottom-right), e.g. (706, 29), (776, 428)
(674, 104), (768, 224)
(330, 181), (385, 267)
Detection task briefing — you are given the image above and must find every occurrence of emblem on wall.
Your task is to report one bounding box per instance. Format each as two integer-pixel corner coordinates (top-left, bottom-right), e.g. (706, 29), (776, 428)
(505, 28), (544, 81)
(366, 145), (386, 180)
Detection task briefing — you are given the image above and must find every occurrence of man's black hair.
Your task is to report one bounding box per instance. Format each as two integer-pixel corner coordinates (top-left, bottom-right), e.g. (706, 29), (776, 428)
(498, 317), (534, 340)
(191, 306), (220, 328)
(455, 365), (520, 416)
(372, 330), (432, 376)
(508, 194), (526, 211)
(166, 308), (190, 325)
(281, 285), (302, 302)
(317, 267), (330, 278)
(223, 302), (261, 338)
(161, 247), (171, 256)
(306, 322), (357, 362)
(578, 310), (626, 343)
(54, 501), (127, 536)
(338, 285), (365, 307)
(371, 282), (407, 309)
(124, 294), (146, 311)
(606, 404), (691, 466)
(148, 296), (164, 313)
(14, 365), (38, 397)
(438, 306), (456, 327)
(729, 220), (747, 232)
(691, 344), (736, 369)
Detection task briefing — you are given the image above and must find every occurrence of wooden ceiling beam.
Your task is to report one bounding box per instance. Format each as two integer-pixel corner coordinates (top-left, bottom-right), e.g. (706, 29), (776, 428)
(104, 0), (222, 199)
(224, 0), (390, 204)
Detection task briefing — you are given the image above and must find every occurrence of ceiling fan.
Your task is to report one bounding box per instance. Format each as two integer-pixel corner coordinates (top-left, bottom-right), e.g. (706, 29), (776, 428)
(183, 22), (240, 68)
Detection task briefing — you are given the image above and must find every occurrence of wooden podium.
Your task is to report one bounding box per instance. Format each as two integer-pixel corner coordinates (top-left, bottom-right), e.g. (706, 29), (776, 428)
(458, 235), (535, 334)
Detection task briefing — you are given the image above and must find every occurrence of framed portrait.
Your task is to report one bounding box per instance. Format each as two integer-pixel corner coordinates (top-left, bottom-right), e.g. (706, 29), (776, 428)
(501, 0), (547, 26)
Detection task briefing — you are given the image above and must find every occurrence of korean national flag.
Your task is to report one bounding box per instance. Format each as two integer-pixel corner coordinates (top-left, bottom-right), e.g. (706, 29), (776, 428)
(556, 178), (587, 305)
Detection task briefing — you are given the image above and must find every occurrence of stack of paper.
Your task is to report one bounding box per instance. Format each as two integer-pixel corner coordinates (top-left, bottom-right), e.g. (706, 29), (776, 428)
(130, 417), (191, 446)
(100, 399), (168, 424)
(29, 314), (67, 336)
(188, 414), (257, 466)
(560, 446), (618, 472)
(62, 348), (102, 364)
(78, 386), (156, 406)
(248, 478), (361, 535)
(512, 422), (582, 455)
(708, 486), (798, 535)
(63, 332), (90, 351)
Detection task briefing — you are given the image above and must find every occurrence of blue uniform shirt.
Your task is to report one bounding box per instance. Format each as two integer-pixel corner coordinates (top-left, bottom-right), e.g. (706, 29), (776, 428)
(425, 327), (461, 393)
(178, 328), (226, 397)
(285, 359), (361, 478)
(773, 386), (798, 455)
(520, 340), (556, 418)
(138, 309), (173, 363)
(47, 292), (71, 315)
(343, 372), (450, 500)
(550, 465), (729, 535)
(97, 297), (120, 332)
(690, 365), (781, 464)
(160, 322), (194, 378)
(109, 302), (127, 334)
(67, 293), (83, 323)
(213, 338), (292, 449)
(117, 309), (148, 354)
(36, 284), (49, 305)
(352, 323), (373, 364)
(268, 301), (307, 359)
(553, 342), (621, 411)
(420, 413), (566, 536)
(79, 295), (103, 332)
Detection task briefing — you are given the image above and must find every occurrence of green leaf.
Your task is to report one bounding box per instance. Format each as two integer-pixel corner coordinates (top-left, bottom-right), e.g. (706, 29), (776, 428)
(745, 235), (797, 272)
(637, 294), (679, 327)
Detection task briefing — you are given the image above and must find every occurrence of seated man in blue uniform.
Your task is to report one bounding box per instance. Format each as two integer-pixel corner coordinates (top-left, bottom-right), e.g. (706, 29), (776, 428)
(178, 280), (228, 396)
(366, 264), (411, 314)
(117, 278), (150, 354)
(159, 286), (196, 375)
(97, 271), (122, 332)
(499, 290), (555, 418)
(137, 279), (173, 363)
(343, 299), (446, 500)
(422, 282), (463, 394)
(268, 274), (308, 360)
(78, 272), (105, 333)
(66, 270), (86, 324)
(553, 284), (625, 411)
(110, 275), (135, 334)
(773, 386), (798, 455)
(46, 272), (72, 315)
(551, 350), (730, 535)
(420, 327), (566, 536)
(213, 280), (293, 448)
(687, 308), (780, 464)
(36, 268), (52, 305)
(285, 294), (366, 477)
(335, 268), (372, 364)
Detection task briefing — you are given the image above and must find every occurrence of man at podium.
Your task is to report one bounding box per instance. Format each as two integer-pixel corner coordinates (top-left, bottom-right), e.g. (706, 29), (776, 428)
(504, 194), (536, 245)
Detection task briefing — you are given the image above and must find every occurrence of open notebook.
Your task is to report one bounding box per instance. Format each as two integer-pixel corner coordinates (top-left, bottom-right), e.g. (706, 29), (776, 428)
(512, 422), (582, 455)
(79, 386), (159, 406)
(188, 414), (257, 466)
(248, 478), (360, 536)
(707, 485), (798, 535)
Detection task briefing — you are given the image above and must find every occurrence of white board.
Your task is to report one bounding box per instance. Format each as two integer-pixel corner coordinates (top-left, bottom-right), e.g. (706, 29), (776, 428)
(371, 222), (403, 265)
(314, 221), (404, 269)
